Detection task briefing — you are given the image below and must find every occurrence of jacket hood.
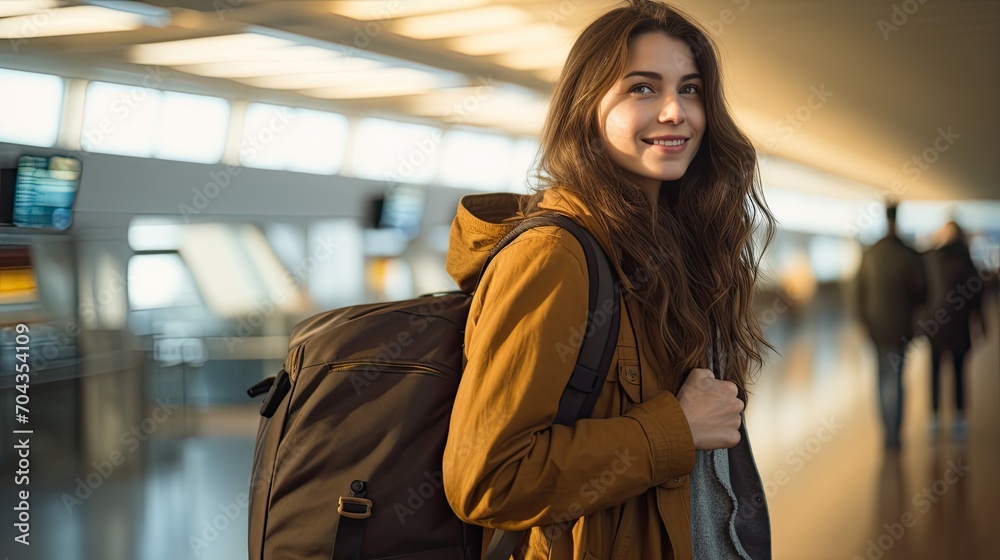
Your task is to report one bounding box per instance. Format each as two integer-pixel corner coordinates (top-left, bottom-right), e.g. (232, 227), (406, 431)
(446, 187), (630, 294)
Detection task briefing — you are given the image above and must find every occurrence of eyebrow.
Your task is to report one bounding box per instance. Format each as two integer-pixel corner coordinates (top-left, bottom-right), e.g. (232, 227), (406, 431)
(622, 71), (703, 82)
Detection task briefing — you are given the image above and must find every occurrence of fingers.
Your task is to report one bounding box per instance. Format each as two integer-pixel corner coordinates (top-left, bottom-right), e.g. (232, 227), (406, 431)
(677, 368), (744, 450)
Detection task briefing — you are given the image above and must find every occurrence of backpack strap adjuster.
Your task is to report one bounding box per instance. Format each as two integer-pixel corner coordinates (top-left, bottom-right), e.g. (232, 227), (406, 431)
(338, 496), (373, 519)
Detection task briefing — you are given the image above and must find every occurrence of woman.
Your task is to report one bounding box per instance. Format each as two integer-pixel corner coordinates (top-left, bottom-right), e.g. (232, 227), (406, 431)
(443, 1), (774, 558)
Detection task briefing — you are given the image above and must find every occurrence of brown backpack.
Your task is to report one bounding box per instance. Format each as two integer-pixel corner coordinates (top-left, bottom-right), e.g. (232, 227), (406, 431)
(247, 214), (620, 560)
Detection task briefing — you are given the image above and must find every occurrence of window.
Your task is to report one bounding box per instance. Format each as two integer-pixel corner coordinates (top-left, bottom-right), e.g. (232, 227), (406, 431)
(240, 103), (348, 174)
(439, 130), (514, 191)
(81, 81), (158, 157)
(128, 253), (200, 310)
(155, 91), (229, 164)
(352, 118), (440, 184)
(82, 82), (229, 163)
(0, 68), (63, 147)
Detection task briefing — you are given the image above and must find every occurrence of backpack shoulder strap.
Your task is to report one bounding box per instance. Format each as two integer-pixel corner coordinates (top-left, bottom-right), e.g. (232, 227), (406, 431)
(481, 213), (621, 560)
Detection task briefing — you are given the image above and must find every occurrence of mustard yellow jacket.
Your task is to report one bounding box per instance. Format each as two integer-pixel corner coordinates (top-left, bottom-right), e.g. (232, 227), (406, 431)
(443, 188), (699, 559)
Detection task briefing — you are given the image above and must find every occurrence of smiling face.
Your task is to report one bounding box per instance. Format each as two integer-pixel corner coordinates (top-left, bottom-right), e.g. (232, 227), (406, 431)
(598, 31), (706, 200)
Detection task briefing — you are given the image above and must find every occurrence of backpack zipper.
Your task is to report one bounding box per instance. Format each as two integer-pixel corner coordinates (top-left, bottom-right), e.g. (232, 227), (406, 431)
(325, 360), (454, 377)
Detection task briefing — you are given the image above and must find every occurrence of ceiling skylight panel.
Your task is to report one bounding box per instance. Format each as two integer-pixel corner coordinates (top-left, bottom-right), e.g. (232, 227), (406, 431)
(449, 25), (573, 56)
(245, 67), (443, 91)
(128, 33), (297, 66)
(0, 3), (169, 39)
(329, 0), (488, 20)
(391, 6), (530, 40)
(175, 56), (383, 80)
(496, 47), (571, 70)
(0, 0), (58, 18)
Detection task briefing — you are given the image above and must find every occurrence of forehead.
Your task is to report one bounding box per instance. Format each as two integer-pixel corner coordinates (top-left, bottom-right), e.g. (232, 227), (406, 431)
(624, 31), (698, 75)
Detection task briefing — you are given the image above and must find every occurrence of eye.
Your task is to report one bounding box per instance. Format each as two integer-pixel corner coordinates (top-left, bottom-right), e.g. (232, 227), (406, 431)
(628, 83), (654, 94)
(680, 84), (701, 95)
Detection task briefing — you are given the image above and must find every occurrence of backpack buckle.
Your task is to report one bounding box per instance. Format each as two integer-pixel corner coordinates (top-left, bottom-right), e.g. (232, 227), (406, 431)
(338, 496), (373, 519)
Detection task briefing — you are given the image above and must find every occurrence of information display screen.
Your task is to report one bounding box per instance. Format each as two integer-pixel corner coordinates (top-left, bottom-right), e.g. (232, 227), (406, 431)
(12, 155), (82, 230)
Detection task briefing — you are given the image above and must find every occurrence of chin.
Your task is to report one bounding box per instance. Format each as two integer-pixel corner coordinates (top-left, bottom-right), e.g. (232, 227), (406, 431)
(653, 170), (688, 182)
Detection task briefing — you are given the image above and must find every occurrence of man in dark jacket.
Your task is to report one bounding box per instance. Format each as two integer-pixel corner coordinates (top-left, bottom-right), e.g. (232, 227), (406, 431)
(922, 221), (987, 440)
(856, 204), (927, 450)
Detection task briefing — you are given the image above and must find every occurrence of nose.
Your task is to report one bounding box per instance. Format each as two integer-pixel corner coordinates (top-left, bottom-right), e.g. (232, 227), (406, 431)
(658, 95), (686, 124)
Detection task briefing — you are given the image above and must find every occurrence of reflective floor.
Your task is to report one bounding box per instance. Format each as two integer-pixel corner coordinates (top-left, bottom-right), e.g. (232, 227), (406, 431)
(2, 293), (997, 560)
(750, 297), (1000, 560)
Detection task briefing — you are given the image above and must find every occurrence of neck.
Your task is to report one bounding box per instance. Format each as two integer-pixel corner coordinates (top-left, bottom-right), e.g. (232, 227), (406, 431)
(639, 180), (661, 206)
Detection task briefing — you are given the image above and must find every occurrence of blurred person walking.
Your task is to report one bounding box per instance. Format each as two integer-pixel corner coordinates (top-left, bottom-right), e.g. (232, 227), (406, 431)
(922, 221), (987, 440)
(856, 203), (927, 450)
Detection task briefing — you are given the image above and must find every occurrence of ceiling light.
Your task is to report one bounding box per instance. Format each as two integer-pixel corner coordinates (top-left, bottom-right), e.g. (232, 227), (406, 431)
(0, 0), (58, 18)
(407, 85), (548, 132)
(241, 67), (436, 90)
(0, 4), (168, 39)
(391, 6), (531, 40)
(449, 25), (572, 56)
(329, 0), (488, 20)
(496, 47), (570, 70)
(176, 56), (383, 79)
(128, 33), (298, 66)
(302, 74), (448, 99)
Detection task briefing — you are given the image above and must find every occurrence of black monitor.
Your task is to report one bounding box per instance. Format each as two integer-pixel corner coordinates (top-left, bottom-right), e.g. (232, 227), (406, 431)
(11, 154), (82, 230)
(0, 167), (15, 225)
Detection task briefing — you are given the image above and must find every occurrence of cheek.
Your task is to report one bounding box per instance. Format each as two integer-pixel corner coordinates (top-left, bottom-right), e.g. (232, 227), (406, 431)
(691, 105), (707, 136)
(603, 106), (634, 141)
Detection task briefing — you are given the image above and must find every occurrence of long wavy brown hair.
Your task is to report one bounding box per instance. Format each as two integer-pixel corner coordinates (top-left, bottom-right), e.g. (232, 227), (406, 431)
(524, 0), (775, 391)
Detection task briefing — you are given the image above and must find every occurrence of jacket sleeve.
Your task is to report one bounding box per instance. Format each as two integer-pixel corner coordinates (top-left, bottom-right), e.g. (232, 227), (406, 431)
(442, 229), (695, 531)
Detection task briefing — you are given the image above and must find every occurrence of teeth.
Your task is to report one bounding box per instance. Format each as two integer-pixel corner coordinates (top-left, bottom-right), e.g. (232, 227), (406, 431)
(650, 138), (685, 146)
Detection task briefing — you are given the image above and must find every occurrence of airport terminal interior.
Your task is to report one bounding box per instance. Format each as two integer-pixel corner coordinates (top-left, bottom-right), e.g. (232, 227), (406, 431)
(0, 1), (998, 559)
